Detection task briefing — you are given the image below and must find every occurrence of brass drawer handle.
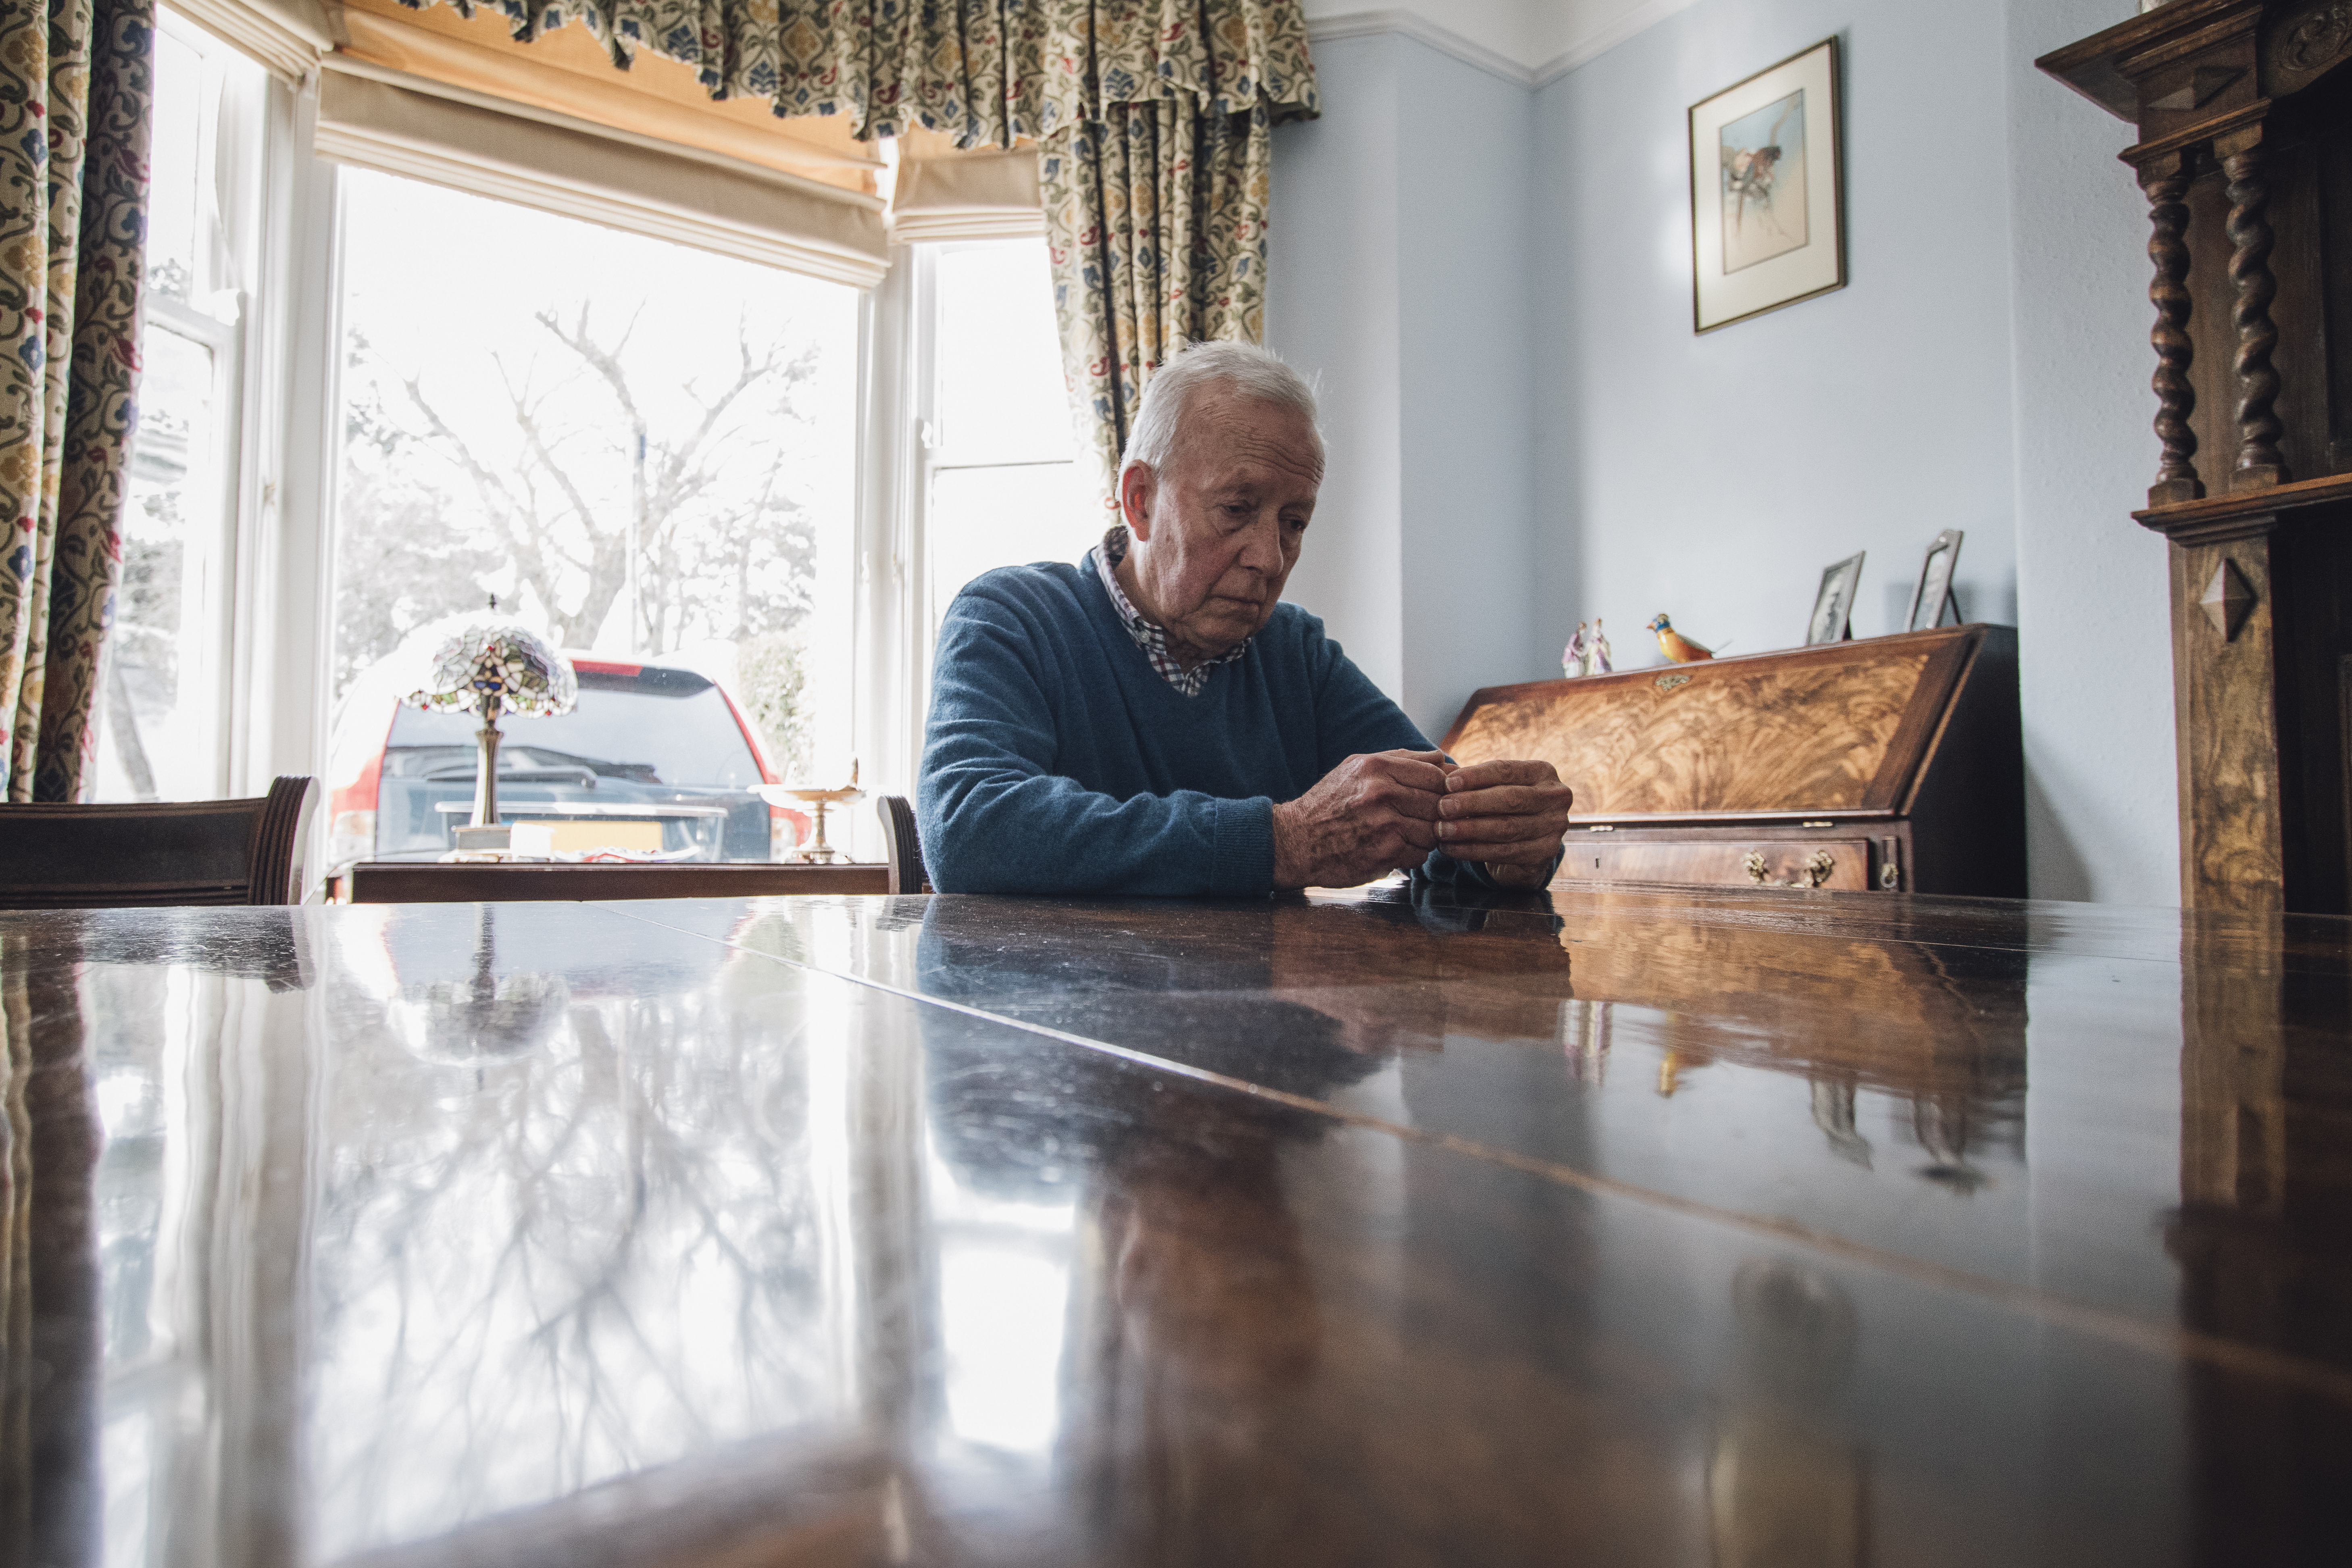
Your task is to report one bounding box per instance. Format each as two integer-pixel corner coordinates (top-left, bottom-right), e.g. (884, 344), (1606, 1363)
(1744, 849), (1835, 889)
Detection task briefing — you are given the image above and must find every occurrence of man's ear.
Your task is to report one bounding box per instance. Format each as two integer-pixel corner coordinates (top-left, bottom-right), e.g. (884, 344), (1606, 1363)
(1119, 462), (1158, 541)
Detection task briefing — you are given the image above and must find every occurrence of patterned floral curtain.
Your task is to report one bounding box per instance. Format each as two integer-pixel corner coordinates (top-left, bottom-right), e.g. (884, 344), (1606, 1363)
(0, 0), (153, 801)
(1039, 95), (1283, 502)
(400, 0), (1321, 498)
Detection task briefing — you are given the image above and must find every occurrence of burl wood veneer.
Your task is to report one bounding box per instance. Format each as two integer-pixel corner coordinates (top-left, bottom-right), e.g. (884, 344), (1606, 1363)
(1442, 624), (2023, 898)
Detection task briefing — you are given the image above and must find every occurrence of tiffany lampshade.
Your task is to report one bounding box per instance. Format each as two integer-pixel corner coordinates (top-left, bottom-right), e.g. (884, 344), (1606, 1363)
(398, 607), (577, 850)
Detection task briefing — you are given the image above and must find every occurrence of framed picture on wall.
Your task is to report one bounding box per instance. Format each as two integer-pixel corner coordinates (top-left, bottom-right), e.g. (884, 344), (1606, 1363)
(1689, 38), (1846, 333)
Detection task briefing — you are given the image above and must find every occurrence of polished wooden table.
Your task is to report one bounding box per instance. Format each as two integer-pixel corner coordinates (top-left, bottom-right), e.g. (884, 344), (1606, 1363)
(334, 858), (893, 902)
(4, 883), (2345, 1565)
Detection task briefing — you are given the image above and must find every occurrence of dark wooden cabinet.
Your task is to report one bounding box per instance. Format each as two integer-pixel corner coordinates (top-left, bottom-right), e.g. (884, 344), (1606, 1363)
(2040, 1), (2352, 914)
(1441, 625), (2023, 898)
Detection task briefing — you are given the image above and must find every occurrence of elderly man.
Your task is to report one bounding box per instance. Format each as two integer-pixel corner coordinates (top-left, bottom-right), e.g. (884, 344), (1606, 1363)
(919, 341), (1572, 895)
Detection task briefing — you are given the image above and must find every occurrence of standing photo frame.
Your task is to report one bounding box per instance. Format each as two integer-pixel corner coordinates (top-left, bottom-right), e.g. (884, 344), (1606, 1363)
(1905, 529), (1965, 631)
(1806, 552), (1865, 646)
(1689, 38), (1846, 333)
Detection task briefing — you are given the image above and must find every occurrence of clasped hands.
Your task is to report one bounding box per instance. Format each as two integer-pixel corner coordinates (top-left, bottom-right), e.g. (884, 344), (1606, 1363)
(1270, 750), (1573, 890)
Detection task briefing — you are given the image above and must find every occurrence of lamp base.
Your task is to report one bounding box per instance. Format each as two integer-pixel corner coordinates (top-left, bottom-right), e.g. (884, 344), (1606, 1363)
(452, 823), (512, 852)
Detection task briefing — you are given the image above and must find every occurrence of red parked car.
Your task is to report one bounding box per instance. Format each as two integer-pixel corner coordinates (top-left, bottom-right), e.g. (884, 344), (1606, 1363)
(325, 652), (806, 872)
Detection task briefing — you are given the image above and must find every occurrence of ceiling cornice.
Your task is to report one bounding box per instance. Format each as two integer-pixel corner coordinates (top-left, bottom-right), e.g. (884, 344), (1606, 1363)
(1531, 0), (1699, 86)
(1306, 0), (1701, 90)
(1305, 9), (1536, 87)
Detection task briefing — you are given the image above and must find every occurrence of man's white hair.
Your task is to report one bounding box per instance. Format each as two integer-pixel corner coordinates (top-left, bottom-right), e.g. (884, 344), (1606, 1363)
(1118, 339), (1322, 481)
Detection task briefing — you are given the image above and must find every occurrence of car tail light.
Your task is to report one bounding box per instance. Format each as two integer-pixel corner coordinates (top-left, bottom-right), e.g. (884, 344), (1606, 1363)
(329, 810), (376, 868)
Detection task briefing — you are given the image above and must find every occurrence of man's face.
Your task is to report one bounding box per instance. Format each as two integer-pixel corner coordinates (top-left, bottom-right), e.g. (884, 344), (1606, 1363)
(1119, 387), (1322, 665)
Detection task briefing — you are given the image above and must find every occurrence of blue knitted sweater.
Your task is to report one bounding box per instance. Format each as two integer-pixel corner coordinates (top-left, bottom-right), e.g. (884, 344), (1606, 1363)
(918, 557), (1508, 896)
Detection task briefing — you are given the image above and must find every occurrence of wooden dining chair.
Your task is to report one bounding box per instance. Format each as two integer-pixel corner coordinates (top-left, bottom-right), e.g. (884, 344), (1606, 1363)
(0, 776), (320, 909)
(875, 795), (929, 894)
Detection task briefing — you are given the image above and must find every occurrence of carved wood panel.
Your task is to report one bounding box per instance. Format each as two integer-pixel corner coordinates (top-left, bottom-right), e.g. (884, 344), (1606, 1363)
(2172, 534), (2287, 909)
(2263, 0), (2352, 95)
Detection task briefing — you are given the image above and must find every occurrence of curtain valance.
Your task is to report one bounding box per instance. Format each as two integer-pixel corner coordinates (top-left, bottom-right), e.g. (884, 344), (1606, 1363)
(403, 0), (1321, 145)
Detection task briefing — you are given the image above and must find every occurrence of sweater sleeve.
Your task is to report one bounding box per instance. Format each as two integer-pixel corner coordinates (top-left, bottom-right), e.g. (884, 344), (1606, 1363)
(918, 586), (1275, 896)
(1304, 618), (1563, 892)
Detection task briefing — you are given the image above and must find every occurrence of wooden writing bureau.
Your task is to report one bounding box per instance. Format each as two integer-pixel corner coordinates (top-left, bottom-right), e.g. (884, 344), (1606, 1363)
(1442, 624), (2023, 896)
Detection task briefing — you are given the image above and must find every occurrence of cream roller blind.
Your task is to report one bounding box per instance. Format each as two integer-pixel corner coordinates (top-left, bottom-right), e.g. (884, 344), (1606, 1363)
(889, 129), (1044, 243)
(314, 66), (891, 287)
(168, 0), (332, 83)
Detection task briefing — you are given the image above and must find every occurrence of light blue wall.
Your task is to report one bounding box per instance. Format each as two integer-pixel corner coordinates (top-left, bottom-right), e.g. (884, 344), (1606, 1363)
(1268, 31), (1536, 743)
(1531, 3), (2020, 664)
(1397, 46), (1535, 740)
(2002, 0), (2180, 905)
(1270, 0), (2181, 904)
(1266, 33), (1406, 704)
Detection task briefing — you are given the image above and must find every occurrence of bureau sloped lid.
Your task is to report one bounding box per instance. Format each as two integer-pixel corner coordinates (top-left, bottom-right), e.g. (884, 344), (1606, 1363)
(1440, 627), (1979, 819)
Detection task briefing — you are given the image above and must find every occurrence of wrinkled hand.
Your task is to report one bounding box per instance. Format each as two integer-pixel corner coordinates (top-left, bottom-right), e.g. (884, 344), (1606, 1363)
(1436, 758), (1573, 888)
(1271, 750), (1450, 888)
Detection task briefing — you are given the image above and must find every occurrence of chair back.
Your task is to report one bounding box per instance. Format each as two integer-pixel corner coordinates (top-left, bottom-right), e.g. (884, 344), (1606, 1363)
(875, 794), (929, 894)
(0, 776), (320, 909)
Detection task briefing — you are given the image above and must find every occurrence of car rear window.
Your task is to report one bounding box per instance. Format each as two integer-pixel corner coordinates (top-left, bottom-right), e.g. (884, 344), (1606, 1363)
(383, 667), (762, 788)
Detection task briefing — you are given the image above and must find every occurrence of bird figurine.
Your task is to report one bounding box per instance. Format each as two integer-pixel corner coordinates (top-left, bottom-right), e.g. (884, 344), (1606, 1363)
(1563, 622), (1590, 678)
(1647, 613), (1715, 663)
(1587, 619), (1613, 675)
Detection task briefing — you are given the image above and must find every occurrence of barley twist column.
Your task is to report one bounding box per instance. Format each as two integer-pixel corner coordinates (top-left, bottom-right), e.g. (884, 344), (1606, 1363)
(2220, 126), (2286, 489)
(2140, 152), (2201, 506)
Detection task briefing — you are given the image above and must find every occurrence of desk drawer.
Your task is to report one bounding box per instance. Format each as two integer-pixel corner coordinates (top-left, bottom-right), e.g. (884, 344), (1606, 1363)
(1556, 838), (1874, 891)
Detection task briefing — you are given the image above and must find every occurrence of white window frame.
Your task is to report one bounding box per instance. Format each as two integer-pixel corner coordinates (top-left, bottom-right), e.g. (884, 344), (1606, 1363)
(104, 11), (260, 803)
(876, 239), (1079, 793)
(848, 250), (924, 858)
(115, 10), (342, 822)
(228, 75), (344, 805)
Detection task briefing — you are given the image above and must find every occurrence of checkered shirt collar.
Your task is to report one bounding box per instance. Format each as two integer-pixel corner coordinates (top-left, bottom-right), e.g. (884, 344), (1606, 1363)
(1091, 525), (1250, 699)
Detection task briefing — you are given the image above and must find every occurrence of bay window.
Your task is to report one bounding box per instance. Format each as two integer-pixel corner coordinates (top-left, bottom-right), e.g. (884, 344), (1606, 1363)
(116, 4), (1075, 883)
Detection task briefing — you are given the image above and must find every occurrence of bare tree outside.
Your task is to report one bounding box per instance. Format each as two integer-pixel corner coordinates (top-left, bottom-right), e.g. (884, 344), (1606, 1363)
(333, 173), (858, 781)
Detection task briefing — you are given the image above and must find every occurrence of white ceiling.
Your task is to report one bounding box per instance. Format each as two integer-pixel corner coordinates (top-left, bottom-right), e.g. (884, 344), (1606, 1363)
(1299, 0), (1698, 81)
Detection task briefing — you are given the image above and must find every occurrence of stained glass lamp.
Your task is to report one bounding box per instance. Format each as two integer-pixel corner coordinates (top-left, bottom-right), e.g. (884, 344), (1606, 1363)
(398, 603), (577, 854)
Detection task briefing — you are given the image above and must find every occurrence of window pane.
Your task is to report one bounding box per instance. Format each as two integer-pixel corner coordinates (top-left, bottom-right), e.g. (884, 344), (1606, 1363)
(934, 243), (1071, 464)
(331, 171), (859, 800)
(93, 326), (220, 802)
(929, 463), (1090, 629)
(145, 26), (205, 302)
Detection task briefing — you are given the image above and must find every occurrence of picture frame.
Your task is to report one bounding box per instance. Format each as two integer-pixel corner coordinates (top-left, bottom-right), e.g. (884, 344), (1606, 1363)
(1806, 552), (1865, 646)
(1905, 529), (1965, 632)
(1689, 38), (1846, 333)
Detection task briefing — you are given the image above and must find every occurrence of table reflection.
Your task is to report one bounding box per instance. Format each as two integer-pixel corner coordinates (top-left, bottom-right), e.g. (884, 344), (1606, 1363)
(312, 904), (859, 1557)
(1708, 1260), (1865, 1568)
(2168, 921), (2352, 1557)
(917, 989), (1362, 1563)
